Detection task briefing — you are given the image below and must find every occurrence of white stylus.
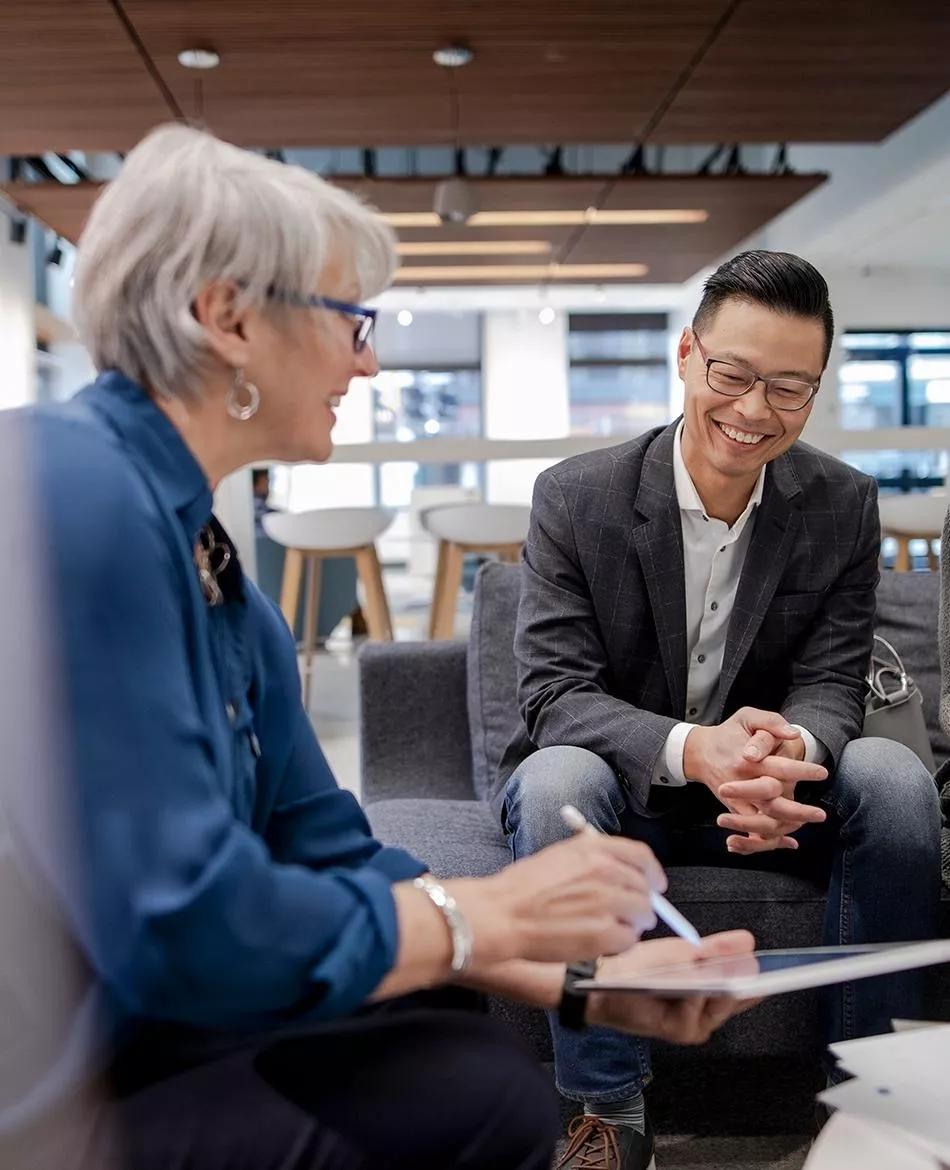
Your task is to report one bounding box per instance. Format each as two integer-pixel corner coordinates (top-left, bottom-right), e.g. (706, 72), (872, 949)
(559, 803), (701, 947)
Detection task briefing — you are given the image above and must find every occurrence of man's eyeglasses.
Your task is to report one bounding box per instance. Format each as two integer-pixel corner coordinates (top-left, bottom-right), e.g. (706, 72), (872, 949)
(267, 289), (377, 353)
(693, 335), (819, 413)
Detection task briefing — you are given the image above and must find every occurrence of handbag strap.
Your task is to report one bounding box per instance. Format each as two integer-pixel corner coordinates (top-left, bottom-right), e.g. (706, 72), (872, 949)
(868, 634), (910, 702)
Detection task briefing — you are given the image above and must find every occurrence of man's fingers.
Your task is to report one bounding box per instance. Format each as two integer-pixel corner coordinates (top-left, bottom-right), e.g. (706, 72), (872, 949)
(719, 777), (783, 803)
(742, 729), (777, 762)
(759, 796), (826, 824)
(735, 708), (802, 740)
(717, 812), (798, 836)
(756, 756), (828, 784)
(726, 832), (798, 854)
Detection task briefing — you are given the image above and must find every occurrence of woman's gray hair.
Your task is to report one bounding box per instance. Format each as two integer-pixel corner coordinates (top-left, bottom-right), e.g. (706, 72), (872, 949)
(73, 124), (397, 399)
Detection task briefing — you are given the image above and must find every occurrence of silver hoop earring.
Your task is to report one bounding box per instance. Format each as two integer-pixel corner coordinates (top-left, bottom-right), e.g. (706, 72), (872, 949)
(226, 369), (260, 422)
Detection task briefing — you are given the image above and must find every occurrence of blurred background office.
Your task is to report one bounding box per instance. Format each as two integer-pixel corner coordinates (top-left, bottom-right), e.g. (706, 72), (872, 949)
(1, 2), (949, 764)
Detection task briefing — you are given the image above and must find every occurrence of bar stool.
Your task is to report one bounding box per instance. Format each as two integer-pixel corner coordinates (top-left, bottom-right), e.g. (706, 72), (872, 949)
(422, 503), (530, 640)
(878, 493), (946, 572)
(264, 508), (394, 701)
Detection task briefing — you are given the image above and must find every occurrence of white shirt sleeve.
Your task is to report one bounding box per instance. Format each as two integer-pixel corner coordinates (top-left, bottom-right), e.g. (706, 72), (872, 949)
(650, 722), (694, 787)
(789, 724), (828, 766)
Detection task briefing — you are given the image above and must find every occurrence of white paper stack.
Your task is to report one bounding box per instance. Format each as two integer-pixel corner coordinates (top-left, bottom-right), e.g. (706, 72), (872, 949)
(804, 1023), (950, 1169)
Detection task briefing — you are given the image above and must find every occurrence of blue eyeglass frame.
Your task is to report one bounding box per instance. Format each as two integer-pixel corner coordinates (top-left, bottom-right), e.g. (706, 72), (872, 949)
(267, 288), (377, 352)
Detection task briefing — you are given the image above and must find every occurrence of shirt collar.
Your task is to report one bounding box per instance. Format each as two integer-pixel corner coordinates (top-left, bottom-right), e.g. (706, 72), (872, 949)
(672, 418), (765, 523)
(77, 370), (214, 541)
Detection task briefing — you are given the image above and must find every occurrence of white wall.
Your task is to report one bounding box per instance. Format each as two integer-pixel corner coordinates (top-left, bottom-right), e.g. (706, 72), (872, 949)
(483, 308), (570, 502)
(0, 224), (36, 408)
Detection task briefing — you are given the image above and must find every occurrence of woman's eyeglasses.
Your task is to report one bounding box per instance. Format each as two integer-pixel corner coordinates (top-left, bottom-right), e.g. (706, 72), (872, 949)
(267, 289), (377, 353)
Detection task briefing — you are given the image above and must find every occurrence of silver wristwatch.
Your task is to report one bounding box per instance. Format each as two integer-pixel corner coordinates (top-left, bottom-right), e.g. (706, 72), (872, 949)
(413, 874), (473, 974)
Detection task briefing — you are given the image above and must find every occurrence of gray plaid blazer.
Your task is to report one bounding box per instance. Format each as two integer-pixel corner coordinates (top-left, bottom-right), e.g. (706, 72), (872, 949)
(491, 420), (880, 819)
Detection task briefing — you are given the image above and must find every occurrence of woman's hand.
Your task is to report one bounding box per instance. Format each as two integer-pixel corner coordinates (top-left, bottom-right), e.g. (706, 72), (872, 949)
(451, 833), (667, 966)
(587, 930), (758, 1044)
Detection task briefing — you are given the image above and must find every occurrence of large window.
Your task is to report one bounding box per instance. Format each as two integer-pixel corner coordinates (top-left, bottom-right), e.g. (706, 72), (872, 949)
(838, 330), (950, 492)
(568, 313), (669, 437)
(371, 311), (483, 509)
(839, 331), (950, 430)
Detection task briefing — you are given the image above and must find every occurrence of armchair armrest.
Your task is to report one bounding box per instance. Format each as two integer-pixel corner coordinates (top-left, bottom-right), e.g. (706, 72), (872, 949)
(359, 641), (475, 805)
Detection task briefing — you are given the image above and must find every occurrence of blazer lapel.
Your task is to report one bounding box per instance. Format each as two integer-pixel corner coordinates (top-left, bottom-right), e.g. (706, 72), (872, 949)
(632, 425), (688, 716)
(717, 451), (803, 710)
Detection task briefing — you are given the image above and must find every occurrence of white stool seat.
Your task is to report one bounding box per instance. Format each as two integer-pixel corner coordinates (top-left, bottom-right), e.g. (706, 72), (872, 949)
(264, 507), (393, 552)
(422, 503), (531, 640)
(878, 493), (947, 536)
(421, 503), (531, 547)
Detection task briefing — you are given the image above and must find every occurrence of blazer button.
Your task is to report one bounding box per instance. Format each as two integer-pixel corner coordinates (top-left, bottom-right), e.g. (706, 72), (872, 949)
(697, 654), (706, 664)
(659, 776), (670, 785)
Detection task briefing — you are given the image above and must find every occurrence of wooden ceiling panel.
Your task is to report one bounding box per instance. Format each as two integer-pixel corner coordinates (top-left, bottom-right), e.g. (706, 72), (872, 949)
(655, 0), (950, 142)
(120, 0), (720, 148)
(0, 1), (946, 152)
(1, 173), (826, 285)
(0, 0), (176, 153)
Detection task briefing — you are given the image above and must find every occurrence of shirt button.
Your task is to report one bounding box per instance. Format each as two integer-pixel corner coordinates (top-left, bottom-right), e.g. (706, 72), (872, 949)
(697, 654), (706, 664)
(225, 702), (237, 722)
(689, 707), (698, 717)
(710, 601), (719, 612)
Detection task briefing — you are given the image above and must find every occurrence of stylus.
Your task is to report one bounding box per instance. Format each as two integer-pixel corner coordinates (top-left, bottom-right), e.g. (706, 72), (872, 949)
(559, 803), (702, 947)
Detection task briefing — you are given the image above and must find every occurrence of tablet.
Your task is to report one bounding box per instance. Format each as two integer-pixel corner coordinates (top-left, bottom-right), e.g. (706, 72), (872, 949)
(574, 940), (950, 999)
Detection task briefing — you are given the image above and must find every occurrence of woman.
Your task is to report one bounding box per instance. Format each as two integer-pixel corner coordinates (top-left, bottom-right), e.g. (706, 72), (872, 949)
(0, 125), (754, 1170)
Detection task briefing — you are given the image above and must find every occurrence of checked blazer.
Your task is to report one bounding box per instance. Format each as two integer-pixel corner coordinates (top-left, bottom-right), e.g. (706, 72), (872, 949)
(491, 420), (880, 819)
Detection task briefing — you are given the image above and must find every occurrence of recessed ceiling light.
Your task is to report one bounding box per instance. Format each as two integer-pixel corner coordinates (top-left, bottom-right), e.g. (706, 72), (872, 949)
(539, 307), (556, 325)
(396, 240), (552, 257)
(177, 48), (221, 70)
(397, 309), (414, 327)
(433, 45), (473, 68)
(381, 209), (707, 228)
(392, 262), (650, 282)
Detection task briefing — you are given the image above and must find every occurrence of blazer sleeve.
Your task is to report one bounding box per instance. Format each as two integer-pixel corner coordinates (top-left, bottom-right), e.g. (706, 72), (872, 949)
(779, 476), (880, 768)
(514, 469), (678, 811)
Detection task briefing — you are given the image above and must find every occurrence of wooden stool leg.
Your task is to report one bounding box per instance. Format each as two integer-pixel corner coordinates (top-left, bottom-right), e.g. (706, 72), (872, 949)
(894, 536), (911, 573)
(301, 554), (322, 709)
(432, 542), (466, 640)
(497, 543), (522, 565)
(929, 539), (940, 572)
(279, 548), (304, 630)
(428, 539), (449, 640)
(354, 545), (393, 641)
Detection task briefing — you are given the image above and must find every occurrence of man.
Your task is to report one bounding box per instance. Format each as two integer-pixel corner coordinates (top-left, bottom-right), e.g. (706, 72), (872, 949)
(492, 251), (942, 1170)
(252, 466), (276, 536)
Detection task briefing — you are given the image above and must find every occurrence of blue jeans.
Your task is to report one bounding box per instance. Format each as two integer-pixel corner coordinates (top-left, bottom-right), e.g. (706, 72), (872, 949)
(503, 739), (942, 1103)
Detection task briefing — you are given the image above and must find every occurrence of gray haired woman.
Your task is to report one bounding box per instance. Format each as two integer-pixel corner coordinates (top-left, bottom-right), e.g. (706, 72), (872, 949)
(0, 125), (753, 1170)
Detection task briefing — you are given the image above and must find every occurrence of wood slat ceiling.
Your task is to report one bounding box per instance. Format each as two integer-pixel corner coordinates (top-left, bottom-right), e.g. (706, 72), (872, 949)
(0, 1), (948, 152)
(1, 173), (826, 284)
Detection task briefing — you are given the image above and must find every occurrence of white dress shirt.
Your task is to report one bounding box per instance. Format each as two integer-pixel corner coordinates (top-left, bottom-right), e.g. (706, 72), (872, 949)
(651, 421), (823, 788)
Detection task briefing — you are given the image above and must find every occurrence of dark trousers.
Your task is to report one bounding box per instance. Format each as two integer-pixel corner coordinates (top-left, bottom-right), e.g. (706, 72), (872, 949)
(8, 991), (559, 1170)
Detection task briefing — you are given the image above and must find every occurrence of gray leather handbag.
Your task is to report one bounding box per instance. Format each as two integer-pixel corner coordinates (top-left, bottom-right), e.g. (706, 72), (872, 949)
(862, 634), (936, 772)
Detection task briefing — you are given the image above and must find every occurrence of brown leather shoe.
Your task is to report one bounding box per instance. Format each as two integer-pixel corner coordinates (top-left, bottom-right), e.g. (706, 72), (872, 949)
(556, 1114), (657, 1170)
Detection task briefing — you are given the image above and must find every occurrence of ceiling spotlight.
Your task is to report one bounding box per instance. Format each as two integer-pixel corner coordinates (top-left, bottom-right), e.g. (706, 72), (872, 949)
(177, 48), (221, 70)
(539, 307), (556, 325)
(433, 176), (479, 225)
(433, 45), (473, 68)
(397, 309), (414, 327)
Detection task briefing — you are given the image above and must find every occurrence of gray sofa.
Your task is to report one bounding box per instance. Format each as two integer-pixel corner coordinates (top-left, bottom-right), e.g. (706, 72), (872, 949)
(361, 564), (950, 1132)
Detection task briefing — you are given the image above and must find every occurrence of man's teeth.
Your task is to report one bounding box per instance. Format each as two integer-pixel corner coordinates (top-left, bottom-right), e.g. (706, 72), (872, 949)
(328, 395), (342, 408)
(717, 422), (764, 445)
